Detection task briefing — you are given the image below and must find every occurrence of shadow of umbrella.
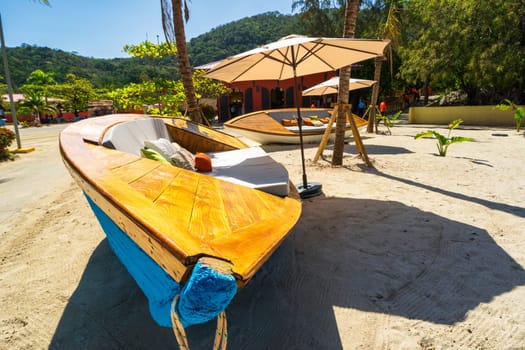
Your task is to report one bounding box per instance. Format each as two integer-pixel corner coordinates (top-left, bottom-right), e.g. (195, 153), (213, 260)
(51, 198), (525, 349)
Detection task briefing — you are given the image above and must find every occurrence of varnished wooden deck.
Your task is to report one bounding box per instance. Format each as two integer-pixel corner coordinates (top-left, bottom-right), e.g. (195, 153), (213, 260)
(60, 115), (301, 286)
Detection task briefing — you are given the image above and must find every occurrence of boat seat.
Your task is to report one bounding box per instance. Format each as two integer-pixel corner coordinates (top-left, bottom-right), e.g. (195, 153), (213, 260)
(101, 118), (290, 196)
(207, 147), (289, 197)
(101, 118), (172, 156)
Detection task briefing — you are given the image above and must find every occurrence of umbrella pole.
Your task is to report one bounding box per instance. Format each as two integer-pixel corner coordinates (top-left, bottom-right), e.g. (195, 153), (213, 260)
(293, 73), (308, 189)
(292, 68), (322, 199)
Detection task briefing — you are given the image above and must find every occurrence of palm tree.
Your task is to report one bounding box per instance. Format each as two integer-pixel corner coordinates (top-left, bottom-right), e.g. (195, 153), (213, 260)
(332, 0), (360, 166)
(160, 0), (202, 123)
(25, 69), (56, 102)
(367, 0), (401, 133)
(20, 91), (57, 124)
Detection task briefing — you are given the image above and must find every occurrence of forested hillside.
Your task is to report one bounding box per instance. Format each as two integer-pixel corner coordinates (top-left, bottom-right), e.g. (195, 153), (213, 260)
(5, 44), (179, 89)
(4, 12), (299, 90)
(187, 12), (300, 67)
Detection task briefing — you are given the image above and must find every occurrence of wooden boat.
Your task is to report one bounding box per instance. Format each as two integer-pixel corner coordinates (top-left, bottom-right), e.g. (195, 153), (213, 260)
(223, 107), (368, 145)
(59, 114), (301, 339)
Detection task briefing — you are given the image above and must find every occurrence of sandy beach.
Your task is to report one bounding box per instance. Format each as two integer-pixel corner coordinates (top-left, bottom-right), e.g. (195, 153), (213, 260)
(1, 121), (524, 349)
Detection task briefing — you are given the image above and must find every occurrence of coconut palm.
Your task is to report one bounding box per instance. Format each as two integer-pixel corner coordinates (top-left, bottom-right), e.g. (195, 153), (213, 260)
(367, 0), (402, 133)
(332, 0), (361, 166)
(160, 0), (202, 123)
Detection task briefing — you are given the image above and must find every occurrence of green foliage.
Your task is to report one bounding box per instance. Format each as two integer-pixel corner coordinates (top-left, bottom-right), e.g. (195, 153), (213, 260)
(414, 119), (474, 156)
(192, 70), (227, 99)
(19, 90), (57, 124)
(52, 74), (94, 114)
(495, 99), (524, 132)
(377, 110), (402, 134)
(5, 45), (178, 89)
(399, 0), (525, 104)
(107, 70), (226, 116)
(123, 41), (177, 59)
(0, 127), (15, 160)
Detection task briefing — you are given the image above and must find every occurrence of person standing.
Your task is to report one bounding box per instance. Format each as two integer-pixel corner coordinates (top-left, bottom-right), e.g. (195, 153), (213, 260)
(379, 100), (387, 115)
(358, 99), (365, 117)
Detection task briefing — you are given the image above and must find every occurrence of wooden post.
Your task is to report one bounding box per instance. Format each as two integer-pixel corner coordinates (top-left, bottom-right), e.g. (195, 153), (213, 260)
(313, 103), (372, 167)
(313, 107), (339, 163)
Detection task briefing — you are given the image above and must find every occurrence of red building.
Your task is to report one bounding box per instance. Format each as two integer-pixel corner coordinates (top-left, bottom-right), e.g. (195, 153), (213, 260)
(216, 71), (337, 122)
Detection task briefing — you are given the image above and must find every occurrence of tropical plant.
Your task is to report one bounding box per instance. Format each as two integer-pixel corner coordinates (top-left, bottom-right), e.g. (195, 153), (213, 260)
(377, 109), (402, 134)
(0, 126), (15, 160)
(123, 40), (179, 115)
(19, 90), (57, 125)
(24, 69), (56, 100)
(495, 99), (524, 133)
(53, 73), (94, 116)
(414, 118), (474, 156)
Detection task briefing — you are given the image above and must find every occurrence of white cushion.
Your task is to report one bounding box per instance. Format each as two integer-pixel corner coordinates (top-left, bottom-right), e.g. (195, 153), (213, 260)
(144, 138), (195, 171)
(170, 142), (195, 171)
(144, 138), (174, 160)
(207, 147), (290, 196)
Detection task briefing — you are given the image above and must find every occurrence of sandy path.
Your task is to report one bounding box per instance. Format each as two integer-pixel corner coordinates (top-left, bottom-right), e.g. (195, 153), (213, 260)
(1, 122), (524, 349)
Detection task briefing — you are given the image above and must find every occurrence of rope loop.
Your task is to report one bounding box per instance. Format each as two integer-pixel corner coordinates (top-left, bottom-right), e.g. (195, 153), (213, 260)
(171, 295), (228, 350)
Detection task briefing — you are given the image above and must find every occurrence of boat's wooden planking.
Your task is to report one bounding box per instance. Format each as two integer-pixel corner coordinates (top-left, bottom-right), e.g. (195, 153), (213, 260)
(225, 112), (295, 136)
(60, 115), (301, 287)
(165, 118), (248, 153)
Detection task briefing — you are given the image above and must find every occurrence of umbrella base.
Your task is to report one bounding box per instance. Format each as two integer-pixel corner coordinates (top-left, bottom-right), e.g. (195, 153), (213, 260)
(296, 182), (323, 199)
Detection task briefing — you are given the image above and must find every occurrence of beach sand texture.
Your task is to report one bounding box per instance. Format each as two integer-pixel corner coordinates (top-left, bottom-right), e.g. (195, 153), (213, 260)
(1, 122), (524, 349)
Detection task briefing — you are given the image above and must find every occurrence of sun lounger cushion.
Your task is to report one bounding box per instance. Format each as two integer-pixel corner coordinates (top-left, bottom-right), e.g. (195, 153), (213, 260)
(206, 147), (290, 197)
(281, 118), (298, 126)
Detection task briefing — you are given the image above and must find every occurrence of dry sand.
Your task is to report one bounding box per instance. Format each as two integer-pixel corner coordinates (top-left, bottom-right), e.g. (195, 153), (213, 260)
(1, 122), (524, 349)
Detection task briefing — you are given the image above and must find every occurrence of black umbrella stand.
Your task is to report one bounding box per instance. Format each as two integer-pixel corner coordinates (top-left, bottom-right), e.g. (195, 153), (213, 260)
(292, 65), (322, 199)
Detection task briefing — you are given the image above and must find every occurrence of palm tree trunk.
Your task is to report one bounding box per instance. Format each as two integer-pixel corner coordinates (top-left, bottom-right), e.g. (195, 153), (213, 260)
(332, 0), (359, 166)
(367, 57), (383, 133)
(170, 0), (201, 123)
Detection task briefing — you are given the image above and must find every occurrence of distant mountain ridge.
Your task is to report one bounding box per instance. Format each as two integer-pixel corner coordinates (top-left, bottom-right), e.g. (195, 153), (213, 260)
(4, 11), (300, 90)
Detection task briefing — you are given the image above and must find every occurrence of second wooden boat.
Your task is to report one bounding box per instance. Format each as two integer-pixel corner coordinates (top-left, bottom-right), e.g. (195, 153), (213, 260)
(223, 107), (368, 145)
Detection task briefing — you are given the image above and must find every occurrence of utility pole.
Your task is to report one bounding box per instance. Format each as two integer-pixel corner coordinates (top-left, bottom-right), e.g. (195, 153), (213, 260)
(0, 13), (21, 149)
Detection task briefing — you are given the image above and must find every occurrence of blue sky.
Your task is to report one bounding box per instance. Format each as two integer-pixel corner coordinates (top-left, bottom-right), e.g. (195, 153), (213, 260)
(0, 1), (294, 59)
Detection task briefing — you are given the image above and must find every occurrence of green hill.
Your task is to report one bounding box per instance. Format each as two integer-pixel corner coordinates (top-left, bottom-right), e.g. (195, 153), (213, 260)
(187, 11), (300, 67)
(4, 12), (300, 90)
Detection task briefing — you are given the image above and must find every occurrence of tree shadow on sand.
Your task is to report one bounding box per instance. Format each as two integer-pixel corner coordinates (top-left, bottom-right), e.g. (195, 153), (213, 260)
(50, 198), (525, 349)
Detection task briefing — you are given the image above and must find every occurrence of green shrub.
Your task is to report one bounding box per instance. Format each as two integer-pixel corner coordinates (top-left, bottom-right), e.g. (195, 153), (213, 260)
(0, 127), (15, 161)
(495, 99), (524, 133)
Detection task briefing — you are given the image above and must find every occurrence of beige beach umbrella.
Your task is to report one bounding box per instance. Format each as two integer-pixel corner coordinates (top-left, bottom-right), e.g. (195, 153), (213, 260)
(302, 77), (376, 96)
(204, 35), (390, 198)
